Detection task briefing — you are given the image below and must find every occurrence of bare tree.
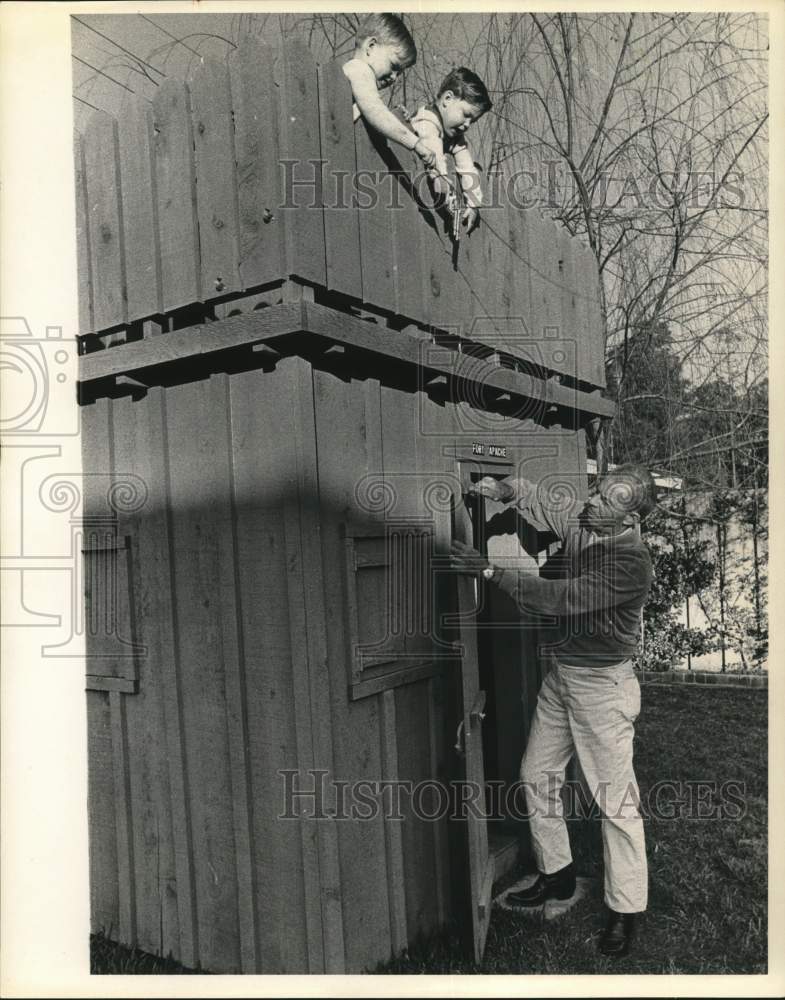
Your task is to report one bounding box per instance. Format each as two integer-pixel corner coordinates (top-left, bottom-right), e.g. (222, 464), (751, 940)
(474, 13), (767, 470)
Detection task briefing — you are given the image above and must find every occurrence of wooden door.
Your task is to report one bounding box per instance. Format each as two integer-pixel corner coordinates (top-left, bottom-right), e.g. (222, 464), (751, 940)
(451, 464), (494, 964)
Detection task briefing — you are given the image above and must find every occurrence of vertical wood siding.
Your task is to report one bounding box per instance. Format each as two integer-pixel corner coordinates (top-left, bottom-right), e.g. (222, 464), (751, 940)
(318, 59), (363, 301)
(355, 120), (398, 314)
(74, 133), (95, 338)
(189, 62), (243, 300)
(117, 97), (162, 322)
(82, 113), (127, 331)
(277, 42), (327, 288)
(84, 364), (351, 972)
(228, 41), (287, 291)
(152, 80), (201, 311)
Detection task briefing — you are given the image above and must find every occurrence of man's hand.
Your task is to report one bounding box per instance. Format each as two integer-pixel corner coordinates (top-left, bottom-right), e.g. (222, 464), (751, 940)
(449, 539), (490, 577)
(468, 476), (514, 502)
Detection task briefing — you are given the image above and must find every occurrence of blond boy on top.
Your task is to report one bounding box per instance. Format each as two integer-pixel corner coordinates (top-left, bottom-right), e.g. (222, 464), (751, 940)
(410, 68), (493, 234)
(342, 13), (436, 168)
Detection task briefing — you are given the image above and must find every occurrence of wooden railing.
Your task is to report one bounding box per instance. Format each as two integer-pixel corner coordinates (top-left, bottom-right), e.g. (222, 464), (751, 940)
(74, 37), (605, 389)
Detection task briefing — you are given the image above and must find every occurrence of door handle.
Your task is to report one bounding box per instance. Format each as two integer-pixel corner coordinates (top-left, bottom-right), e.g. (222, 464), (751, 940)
(470, 690), (486, 728)
(455, 690), (487, 756)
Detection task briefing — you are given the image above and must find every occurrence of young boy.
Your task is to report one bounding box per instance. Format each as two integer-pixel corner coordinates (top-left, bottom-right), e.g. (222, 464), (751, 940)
(410, 68), (492, 234)
(342, 14), (436, 167)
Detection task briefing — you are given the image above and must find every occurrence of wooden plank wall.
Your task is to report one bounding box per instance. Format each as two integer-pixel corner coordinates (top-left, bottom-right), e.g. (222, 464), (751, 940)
(83, 363), (321, 973)
(117, 96), (162, 322)
(84, 342), (591, 972)
(82, 364), (445, 971)
(228, 362), (312, 973)
(318, 59), (363, 301)
(75, 41), (605, 388)
(376, 378), (448, 943)
(229, 41), (287, 290)
(82, 113), (127, 333)
(152, 80), (201, 313)
(311, 366), (408, 970)
(84, 358), (480, 972)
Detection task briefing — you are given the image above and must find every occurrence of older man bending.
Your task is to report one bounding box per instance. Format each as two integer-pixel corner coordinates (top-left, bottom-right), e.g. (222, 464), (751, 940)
(450, 464), (657, 958)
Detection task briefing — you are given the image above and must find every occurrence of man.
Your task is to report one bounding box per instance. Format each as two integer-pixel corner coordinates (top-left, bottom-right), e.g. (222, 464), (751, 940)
(449, 464), (657, 958)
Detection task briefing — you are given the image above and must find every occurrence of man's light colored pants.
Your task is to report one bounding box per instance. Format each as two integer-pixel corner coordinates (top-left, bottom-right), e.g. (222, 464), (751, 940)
(521, 658), (648, 913)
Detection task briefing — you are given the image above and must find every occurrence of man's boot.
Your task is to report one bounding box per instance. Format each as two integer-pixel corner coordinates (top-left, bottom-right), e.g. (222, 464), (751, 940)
(598, 910), (636, 956)
(506, 862), (576, 908)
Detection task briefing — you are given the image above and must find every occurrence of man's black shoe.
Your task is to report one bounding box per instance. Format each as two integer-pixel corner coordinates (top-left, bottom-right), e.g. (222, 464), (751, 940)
(599, 910), (636, 957)
(506, 863), (576, 908)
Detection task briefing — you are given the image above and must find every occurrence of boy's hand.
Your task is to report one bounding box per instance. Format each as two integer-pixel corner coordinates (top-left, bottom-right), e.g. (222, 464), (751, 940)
(432, 173), (451, 196)
(462, 206), (480, 235)
(414, 138), (437, 168)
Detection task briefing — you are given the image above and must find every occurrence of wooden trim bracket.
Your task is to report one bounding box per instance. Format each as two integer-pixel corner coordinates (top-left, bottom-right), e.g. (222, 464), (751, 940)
(78, 300), (615, 420)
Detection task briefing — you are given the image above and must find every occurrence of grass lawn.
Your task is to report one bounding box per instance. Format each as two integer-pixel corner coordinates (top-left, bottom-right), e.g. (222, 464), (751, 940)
(91, 933), (203, 974)
(91, 683), (767, 975)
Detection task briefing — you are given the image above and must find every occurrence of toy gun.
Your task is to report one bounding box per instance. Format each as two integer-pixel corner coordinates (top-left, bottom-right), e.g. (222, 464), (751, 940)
(448, 188), (463, 243)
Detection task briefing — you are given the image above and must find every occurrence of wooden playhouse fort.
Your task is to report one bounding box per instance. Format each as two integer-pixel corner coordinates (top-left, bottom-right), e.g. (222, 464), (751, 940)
(75, 39), (613, 972)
